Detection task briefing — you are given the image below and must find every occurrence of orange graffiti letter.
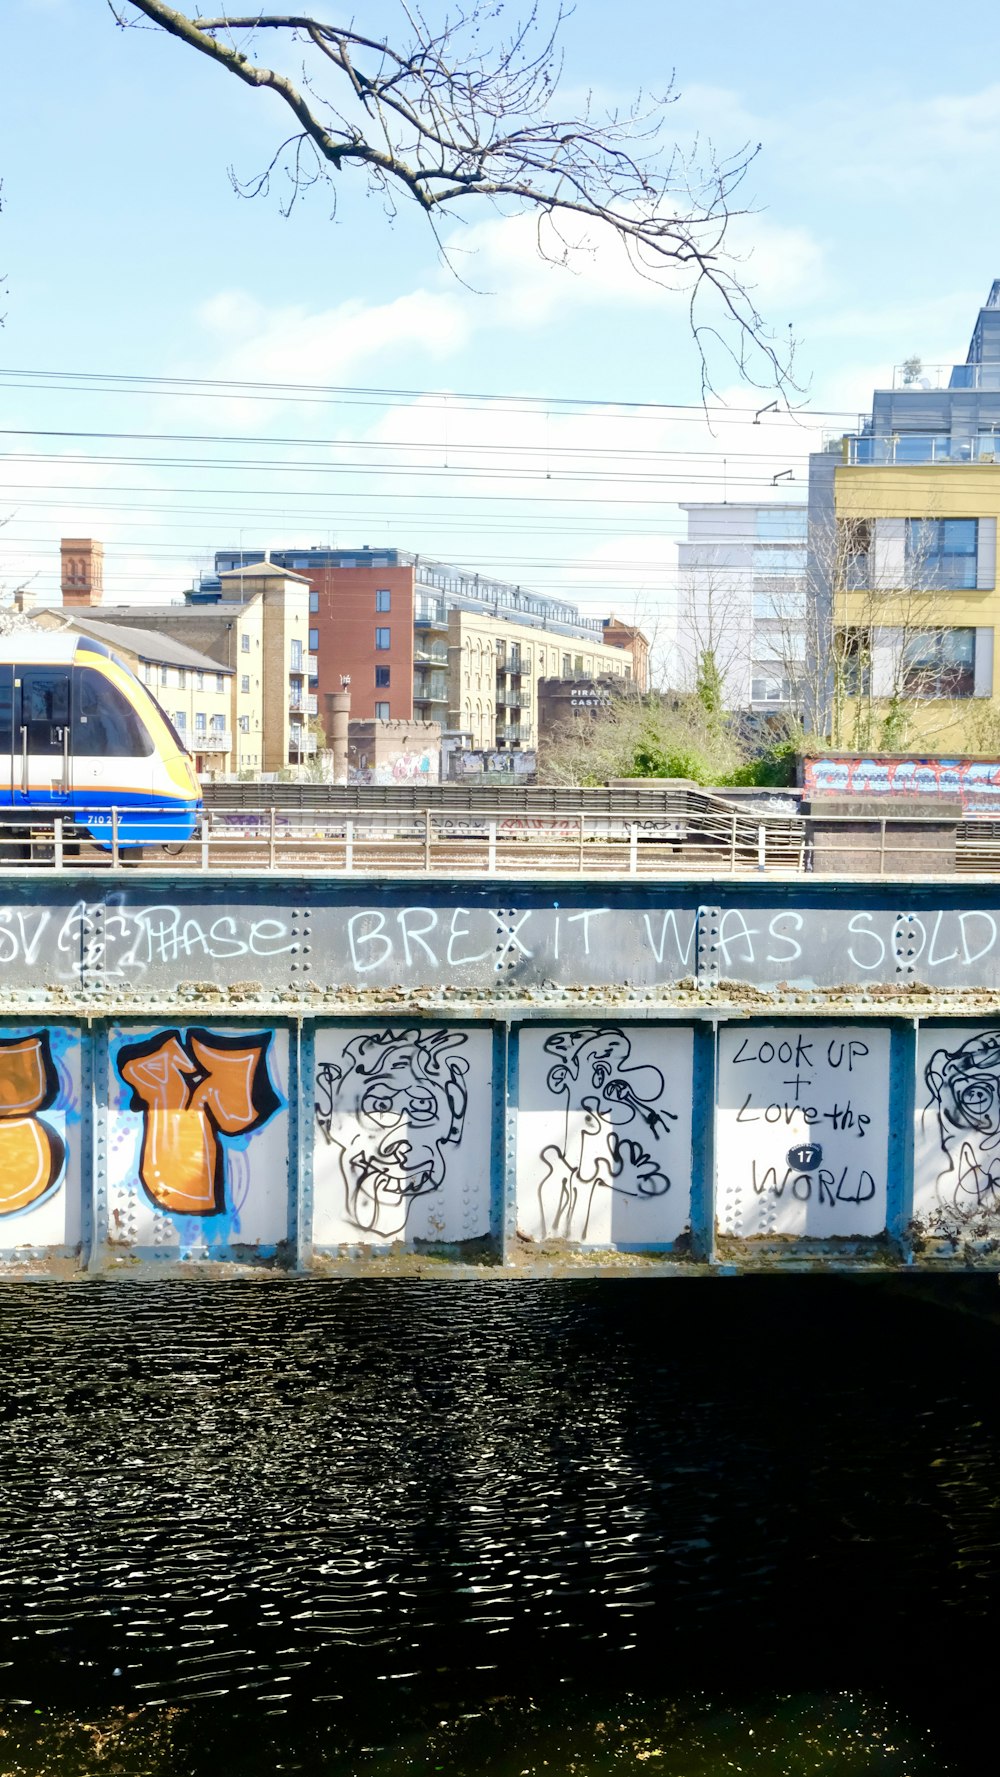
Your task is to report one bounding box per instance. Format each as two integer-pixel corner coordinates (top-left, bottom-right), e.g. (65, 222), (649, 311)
(0, 1033), (65, 1215)
(118, 1028), (280, 1216)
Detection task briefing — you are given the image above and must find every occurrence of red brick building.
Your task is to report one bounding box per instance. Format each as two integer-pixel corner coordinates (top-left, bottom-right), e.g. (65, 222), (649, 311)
(302, 561), (415, 722)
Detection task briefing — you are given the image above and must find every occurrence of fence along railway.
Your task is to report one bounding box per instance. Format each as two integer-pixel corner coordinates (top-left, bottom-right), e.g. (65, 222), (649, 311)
(2, 780), (998, 872)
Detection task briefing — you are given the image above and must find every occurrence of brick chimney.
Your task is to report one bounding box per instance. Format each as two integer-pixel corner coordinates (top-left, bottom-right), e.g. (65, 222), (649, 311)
(61, 538), (104, 607)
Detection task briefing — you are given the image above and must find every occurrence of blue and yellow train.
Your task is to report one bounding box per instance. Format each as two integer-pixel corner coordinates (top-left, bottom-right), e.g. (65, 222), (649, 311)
(0, 633), (202, 849)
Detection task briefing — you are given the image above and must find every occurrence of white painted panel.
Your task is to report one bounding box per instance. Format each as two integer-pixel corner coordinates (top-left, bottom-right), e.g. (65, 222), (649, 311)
(107, 1025), (289, 1252)
(516, 1025), (693, 1245)
(716, 1024), (889, 1238)
(976, 516), (997, 590)
(974, 628), (994, 697)
(871, 627), (903, 698)
(872, 518), (906, 588)
(914, 1025), (1000, 1239)
(0, 1026), (82, 1254)
(313, 1026), (492, 1246)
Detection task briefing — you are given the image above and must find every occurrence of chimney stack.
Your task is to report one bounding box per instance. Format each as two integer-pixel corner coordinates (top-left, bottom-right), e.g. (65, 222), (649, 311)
(61, 538), (104, 607)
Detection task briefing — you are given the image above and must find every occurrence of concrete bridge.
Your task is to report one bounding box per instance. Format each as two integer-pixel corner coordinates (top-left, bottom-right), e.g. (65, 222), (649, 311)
(3, 865), (1000, 1276)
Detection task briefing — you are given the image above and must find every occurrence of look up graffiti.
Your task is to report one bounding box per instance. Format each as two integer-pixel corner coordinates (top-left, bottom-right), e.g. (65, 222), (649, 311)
(4, 1014), (1000, 1267)
(716, 1026), (890, 1239)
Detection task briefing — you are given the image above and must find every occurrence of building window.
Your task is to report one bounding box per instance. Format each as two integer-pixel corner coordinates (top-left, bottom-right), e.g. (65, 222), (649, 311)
(309, 590), (319, 613)
(375, 666), (390, 688)
(905, 519), (978, 589)
(177, 669), (187, 689)
(160, 665), (169, 686)
(239, 714), (250, 732)
(375, 627), (391, 650)
(195, 671), (204, 692)
(241, 633), (250, 652)
(195, 712), (207, 733)
(376, 588), (391, 612)
(216, 674), (225, 693)
(309, 628), (319, 652)
(241, 675), (250, 694)
(902, 629), (975, 697)
(375, 701), (390, 720)
(756, 509), (808, 542)
(290, 638), (303, 670)
(211, 713), (226, 733)
(174, 710), (186, 731)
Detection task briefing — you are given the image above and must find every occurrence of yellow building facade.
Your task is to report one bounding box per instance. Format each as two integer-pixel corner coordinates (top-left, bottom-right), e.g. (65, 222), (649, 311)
(443, 610), (635, 750)
(831, 460), (1000, 751)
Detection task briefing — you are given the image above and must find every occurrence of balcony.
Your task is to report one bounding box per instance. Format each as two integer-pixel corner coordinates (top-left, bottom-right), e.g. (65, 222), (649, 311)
(413, 677), (449, 704)
(846, 433), (1000, 466)
(891, 362), (1000, 391)
(307, 653), (318, 675)
(192, 730), (232, 753)
(415, 643), (449, 664)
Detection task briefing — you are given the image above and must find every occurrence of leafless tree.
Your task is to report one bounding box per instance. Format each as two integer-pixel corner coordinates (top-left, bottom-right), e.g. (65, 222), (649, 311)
(795, 511), (972, 753)
(109, 2), (794, 394)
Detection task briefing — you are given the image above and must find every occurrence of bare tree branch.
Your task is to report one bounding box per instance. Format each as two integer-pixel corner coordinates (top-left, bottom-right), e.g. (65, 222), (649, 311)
(108, 2), (796, 395)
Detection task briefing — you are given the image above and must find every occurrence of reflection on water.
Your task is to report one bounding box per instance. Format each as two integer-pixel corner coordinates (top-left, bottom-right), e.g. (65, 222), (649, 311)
(0, 1279), (997, 1774)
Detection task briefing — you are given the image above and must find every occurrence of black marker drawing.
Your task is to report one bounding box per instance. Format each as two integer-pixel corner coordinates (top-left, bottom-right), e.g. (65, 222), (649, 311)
(536, 1026), (676, 1240)
(315, 1029), (470, 1237)
(924, 1029), (1000, 1222)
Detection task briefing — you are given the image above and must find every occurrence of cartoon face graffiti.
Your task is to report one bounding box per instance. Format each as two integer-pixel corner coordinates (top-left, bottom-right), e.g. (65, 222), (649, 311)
(315, 1029), (470, 1237)
(538, 1026), (676, 1240)
(925, 1029), (1000, 1217)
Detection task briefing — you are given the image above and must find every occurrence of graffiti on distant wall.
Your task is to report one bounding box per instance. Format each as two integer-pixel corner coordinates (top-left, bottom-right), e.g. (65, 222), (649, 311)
(804, 754), (1000, 815)
(716, 1025), (889, 1238)
(916, 1028), (1000, 1236)
(517, 1025), (693, 1245)
(0, 1032), (66, 1216)
(349, 750), (439, 786)
(116, 1028), (281, 1216)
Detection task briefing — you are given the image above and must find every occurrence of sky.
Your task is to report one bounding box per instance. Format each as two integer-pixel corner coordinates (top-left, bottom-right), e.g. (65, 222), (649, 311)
(1, 0), (999, 648)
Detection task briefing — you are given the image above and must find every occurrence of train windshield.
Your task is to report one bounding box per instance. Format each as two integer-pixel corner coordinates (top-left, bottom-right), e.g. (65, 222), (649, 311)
(72, 668), (153, 757)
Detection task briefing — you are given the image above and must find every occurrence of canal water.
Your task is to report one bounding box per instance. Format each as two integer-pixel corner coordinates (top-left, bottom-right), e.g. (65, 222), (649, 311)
(0, 1278), (997, 1775)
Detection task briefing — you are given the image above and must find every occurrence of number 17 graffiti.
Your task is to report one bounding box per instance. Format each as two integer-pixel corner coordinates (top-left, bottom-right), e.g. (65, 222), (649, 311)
(117, 1028), (280, 1217)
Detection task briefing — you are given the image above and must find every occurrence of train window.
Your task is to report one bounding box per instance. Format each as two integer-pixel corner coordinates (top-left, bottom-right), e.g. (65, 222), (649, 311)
(72, 667), (153, 757)
(19, 669), (71, 754)
(0, 667), (12, 752)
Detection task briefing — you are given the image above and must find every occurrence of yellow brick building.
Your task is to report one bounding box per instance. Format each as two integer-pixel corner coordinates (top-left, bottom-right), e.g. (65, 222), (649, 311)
(830, 463), (1000, 749)
(810, 283), (1000, 752)
(440, 609), (636, 751)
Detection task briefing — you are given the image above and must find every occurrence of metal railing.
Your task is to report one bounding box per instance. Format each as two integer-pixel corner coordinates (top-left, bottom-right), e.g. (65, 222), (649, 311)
(5, 791), (994, 877)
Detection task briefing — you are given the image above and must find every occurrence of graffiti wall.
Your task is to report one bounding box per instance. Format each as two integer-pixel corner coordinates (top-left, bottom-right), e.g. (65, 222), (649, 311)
(716, 1025), (890, 1239)
(107, 1025), (288, 1254)
(0, 1026), (81, 1254)
(516, 1026), (694, 1245)
(8, 1015), (1000, 1270)
(915, 1025), (1000, 1240)
(803, 753), (1000, 815)
(312, 1026), (493, 1246)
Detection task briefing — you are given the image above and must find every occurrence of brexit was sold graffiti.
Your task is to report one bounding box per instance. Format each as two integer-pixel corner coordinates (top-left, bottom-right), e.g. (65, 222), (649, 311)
(116, 1028), (281, 1217)
(0, 1032), (66, 1215)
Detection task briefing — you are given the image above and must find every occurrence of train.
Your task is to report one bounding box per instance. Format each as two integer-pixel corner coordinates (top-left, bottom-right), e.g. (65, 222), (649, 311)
(0, 632), (202, 849)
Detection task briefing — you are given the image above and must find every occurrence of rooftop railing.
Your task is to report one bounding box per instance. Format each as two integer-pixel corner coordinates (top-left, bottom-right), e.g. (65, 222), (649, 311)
(846, 432), (1000, 466)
